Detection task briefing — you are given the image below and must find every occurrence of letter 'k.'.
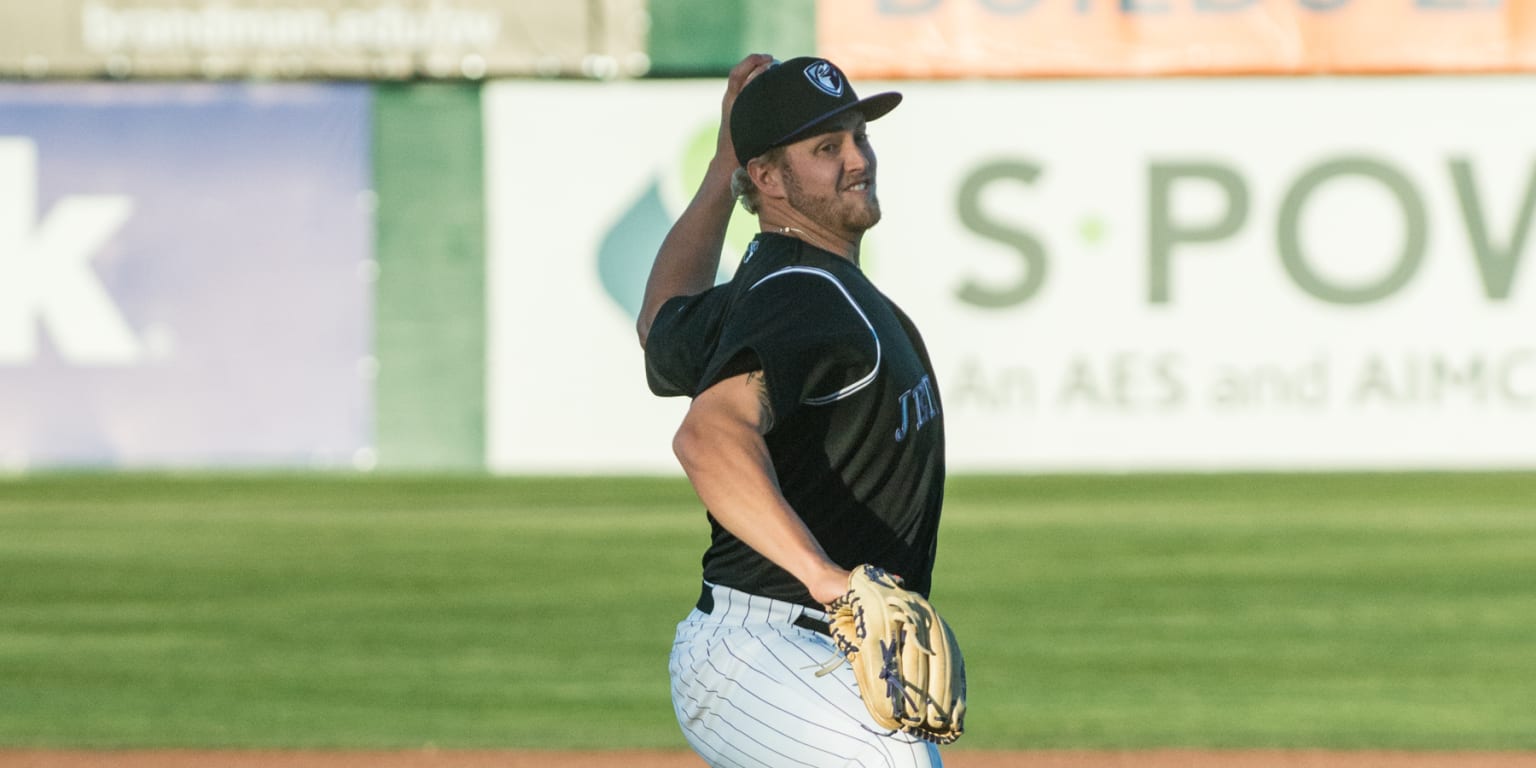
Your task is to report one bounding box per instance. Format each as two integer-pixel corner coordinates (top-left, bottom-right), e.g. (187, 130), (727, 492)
(0, 138), (140, 365)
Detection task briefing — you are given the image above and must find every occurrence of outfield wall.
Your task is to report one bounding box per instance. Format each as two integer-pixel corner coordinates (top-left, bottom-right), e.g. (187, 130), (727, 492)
(9, 0), (1534, 82)
(819, 0), (1536, 78)
(0, 0), (648, 80)
(0, 83), (376, 470)
(7, 77), (1532, 473)
(2, 3), (1535, 473)
(484, 77), (1536, 473)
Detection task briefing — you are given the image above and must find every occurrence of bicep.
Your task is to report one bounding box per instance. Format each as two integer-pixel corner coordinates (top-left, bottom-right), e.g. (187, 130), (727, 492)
(684, 370), (773, 439)
(673, 371), (779, 497)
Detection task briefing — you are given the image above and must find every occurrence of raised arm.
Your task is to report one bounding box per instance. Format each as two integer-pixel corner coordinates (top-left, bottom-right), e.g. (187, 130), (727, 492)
(636, 53), (775, 348)
(672, 371), (850, 605)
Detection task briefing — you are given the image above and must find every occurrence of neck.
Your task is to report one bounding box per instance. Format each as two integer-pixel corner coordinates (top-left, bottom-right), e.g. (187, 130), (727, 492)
(762, 220), (861, 264)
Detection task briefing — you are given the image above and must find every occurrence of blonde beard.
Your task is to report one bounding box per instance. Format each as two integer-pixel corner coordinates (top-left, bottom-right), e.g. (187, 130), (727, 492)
(782, 163), (881, 234)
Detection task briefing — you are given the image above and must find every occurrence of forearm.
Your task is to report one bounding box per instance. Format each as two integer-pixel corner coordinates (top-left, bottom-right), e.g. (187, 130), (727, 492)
(636, 53), (773, 349)
(636, 156), (737, 345)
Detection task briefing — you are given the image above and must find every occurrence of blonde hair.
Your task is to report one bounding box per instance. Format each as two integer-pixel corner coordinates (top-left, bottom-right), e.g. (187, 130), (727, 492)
(731, 146), (787, 215)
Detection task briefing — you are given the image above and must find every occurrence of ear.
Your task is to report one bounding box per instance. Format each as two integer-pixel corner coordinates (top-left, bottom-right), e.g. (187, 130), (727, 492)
(747, 156), (788, 201)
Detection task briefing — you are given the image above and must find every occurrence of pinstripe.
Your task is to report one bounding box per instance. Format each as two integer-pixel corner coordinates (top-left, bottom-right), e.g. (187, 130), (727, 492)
(679, 660), (819, 767)
(719, 638), (870, 758)
(671, 584), (942, 768)
(698, 720), (760, 768)
(673, 675), (753, 768)
(694, 667), (830, 768)
(759, 626), (871, 725)
(693, 676), (805, 768)
(755, 628), (909, 767)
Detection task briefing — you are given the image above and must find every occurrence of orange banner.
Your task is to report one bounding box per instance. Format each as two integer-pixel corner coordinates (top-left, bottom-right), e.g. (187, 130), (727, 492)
(819, 0), (1536, 77)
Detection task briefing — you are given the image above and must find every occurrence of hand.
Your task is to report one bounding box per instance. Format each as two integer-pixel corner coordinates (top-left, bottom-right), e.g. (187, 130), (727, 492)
(808, 564), (853, 606)
(716, 53), (776, 165)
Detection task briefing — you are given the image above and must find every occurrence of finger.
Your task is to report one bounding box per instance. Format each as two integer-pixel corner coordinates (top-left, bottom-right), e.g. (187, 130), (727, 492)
(742, 56), (775, 86)
(728, 53), (775, 90)
(733, 52), (774, 76)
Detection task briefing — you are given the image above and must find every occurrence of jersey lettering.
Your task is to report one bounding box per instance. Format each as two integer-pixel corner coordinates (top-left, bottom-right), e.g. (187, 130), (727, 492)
(894, 374), (939, 442)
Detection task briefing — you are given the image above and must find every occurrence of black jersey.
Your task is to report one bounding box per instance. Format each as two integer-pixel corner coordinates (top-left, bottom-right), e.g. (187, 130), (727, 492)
(646, 232), (946, 607)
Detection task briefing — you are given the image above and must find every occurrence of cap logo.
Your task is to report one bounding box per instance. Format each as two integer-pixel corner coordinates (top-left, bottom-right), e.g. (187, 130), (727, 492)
(803, 60), (844, 98)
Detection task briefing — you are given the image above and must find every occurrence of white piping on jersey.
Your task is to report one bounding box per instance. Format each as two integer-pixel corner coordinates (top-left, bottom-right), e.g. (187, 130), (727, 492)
(748, 266), (881, 405)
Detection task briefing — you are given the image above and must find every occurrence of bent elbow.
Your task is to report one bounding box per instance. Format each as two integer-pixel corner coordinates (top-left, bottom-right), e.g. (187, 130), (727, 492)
(635, 313), (652, 350)
(671, 417), (703, 468)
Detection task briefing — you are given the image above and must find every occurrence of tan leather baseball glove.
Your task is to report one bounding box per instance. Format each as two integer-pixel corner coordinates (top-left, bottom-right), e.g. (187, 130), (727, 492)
(823, 564), (967, 744)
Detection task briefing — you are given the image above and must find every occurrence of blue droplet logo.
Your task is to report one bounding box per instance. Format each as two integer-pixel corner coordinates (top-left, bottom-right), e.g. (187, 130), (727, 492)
(597, 180), (672, 320)
(596, 124), (758, 319)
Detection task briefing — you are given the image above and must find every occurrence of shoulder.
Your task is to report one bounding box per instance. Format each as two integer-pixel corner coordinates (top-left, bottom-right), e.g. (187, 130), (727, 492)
(742, 260), (880, 333)
(644, 285), (733, 397)
(717, 262), (883, 410)
(735, 265), (877, 343)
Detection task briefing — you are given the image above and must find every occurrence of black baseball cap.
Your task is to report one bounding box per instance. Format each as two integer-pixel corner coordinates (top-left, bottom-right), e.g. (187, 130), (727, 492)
(729, 57), (902, 167)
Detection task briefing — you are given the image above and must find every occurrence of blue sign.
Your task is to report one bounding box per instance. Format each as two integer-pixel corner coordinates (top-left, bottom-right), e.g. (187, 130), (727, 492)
(0, 83), (373, 468)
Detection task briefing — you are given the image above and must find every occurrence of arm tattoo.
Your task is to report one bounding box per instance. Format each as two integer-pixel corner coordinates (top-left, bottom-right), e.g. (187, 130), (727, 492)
(746, 370), (775, 433)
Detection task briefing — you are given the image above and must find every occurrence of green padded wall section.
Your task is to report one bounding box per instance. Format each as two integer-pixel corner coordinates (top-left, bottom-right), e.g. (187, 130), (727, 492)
(372, 84), (486, 470)
(646, 0), (817, 76)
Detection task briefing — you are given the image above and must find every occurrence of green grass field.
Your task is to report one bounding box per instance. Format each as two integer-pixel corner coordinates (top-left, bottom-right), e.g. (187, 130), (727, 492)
(1, 473), (1533, 750)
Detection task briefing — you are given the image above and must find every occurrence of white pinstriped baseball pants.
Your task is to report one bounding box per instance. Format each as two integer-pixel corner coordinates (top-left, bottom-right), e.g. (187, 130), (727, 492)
(670, 582), (943, 768)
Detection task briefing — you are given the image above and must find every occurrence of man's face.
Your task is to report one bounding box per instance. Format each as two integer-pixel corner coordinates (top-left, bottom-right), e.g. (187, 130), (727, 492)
(778, 113), (880, 236)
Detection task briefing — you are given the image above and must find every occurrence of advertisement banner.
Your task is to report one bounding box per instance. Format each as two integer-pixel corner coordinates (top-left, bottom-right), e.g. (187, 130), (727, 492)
(819, 0), (1536, 77)
(0, 83), (373, 469)
(486, 77), (1536, 473)
(484, 82), (704, 473)
(0, 0), (646, 80)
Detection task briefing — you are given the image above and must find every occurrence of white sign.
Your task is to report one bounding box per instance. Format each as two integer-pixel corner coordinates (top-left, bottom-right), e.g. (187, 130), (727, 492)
(485, 77), (1536, 473)
(484, 82), (710, 473)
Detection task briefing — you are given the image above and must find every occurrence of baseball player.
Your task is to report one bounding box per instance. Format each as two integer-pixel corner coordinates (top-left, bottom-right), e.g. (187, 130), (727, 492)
(636, 55), (952, 767)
